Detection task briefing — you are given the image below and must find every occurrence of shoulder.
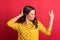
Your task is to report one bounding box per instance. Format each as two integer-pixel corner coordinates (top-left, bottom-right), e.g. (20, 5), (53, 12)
(37, 20), (43, 25)
(37, 20), (41, 23)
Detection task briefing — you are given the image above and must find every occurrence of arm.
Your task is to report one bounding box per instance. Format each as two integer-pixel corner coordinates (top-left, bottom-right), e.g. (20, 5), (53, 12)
(38, 10), (54, 36)
(7, 11), (23, 30)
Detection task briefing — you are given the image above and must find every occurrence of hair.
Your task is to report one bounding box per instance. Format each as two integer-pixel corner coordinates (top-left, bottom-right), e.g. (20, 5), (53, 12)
(17, 5), (38, 29)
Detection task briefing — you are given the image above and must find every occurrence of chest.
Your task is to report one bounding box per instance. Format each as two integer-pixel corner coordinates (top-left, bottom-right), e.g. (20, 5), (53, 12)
(18, 24), (38, 35)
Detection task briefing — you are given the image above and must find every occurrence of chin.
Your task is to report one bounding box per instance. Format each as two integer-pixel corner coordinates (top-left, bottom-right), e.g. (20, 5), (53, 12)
(31, 19), (34, 21)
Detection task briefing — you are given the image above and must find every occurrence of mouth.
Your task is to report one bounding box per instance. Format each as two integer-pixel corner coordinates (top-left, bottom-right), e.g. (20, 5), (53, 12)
(31, 17), (35, 20)
(30, 16), (35, 19)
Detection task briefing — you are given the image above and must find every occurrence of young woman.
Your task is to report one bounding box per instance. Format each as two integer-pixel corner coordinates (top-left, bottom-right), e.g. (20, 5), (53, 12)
(7, 6), (54, 40)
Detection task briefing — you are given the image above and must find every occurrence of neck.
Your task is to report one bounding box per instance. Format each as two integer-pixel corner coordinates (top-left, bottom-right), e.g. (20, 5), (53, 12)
(25, 18), (31, 24)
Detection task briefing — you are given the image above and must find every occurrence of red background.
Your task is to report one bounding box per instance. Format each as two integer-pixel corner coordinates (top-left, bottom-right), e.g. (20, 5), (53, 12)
(0, 0), (60, 40)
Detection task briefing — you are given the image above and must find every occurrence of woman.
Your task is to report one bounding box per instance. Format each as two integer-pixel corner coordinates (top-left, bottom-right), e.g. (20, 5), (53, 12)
(7, 6), (54, 40)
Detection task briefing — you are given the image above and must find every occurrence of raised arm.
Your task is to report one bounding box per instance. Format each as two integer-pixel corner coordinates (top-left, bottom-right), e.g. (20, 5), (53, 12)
(7, 11), (23, 30)
(38, 10), (54, 36)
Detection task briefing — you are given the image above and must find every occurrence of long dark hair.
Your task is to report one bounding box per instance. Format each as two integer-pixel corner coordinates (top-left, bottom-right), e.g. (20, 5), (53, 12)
(17, 6), (38, 29)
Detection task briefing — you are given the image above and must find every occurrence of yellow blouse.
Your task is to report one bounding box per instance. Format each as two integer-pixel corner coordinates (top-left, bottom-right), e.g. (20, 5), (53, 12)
(7, 19), (51, 40)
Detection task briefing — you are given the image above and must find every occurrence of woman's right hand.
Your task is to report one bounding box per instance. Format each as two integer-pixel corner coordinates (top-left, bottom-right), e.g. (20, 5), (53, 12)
(20, 10), (23, 17)
(11, 10), (24, 21)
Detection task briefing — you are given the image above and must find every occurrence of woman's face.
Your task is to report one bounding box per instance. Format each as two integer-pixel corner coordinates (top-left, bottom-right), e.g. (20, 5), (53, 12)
(26, 10), (36, 21)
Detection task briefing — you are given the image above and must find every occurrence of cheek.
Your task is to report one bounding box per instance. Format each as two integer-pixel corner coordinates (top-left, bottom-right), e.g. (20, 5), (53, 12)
(27, 15), (32, 19)
(28, 15), (35, 20)
(26, 15), (31, 20)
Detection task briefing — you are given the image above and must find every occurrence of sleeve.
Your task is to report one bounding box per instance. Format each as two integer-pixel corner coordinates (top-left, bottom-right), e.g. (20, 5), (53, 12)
(7, 19), (19, 30)
(37, 20), (52, 36)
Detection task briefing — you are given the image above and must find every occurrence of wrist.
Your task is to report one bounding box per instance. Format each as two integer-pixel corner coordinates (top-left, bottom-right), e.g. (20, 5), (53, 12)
(50, 18), (54, 20)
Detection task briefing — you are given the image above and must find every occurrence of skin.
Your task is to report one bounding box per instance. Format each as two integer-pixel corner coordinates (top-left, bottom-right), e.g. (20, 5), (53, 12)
(26, 10), (36, 24)
(26, 10), (35, 20)
(12, 9), (54, 32)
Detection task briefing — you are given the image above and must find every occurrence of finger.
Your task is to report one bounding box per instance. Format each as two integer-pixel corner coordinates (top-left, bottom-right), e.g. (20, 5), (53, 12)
(51, 10), (54, 17)
(51, 10), (53, 13)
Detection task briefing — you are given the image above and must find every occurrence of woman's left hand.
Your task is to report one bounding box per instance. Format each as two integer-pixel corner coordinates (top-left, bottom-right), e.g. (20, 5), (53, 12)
(49, 10), (54, 20)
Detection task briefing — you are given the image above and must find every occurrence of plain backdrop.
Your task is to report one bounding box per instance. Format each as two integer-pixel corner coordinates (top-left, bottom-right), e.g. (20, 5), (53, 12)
(0, 0), (60, 40)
